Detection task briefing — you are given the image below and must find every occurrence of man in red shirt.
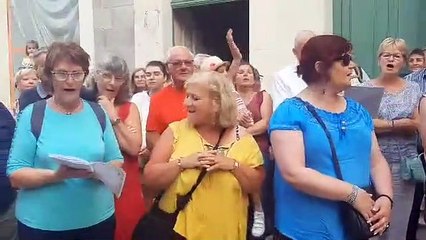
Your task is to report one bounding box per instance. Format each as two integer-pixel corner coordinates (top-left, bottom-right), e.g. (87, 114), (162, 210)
(146, 46), (194, 149)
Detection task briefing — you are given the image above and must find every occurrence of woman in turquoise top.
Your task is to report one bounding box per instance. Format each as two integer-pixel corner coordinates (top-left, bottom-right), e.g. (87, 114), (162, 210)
(269, 35), (393, 240)
(7, 42), (123, 240)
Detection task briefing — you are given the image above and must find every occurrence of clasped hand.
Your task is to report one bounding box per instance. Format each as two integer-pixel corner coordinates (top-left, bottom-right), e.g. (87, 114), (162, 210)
(353, 189), (392, 236)
(179, 151), (235, 172)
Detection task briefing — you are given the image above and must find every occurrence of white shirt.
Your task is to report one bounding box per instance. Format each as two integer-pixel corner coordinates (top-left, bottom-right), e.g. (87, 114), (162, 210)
(131, 91), (150, 148)
(271, 64), (307, 110)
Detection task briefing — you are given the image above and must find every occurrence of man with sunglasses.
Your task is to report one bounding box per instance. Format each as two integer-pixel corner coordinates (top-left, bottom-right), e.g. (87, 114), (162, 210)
(146, 46), (195, 150)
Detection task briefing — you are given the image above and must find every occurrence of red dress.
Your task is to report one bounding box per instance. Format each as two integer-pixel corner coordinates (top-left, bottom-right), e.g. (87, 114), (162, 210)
(114, 102), (146, 240)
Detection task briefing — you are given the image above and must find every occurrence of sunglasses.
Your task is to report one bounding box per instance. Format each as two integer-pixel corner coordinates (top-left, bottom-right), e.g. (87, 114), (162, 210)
(334, 54), (352, 66)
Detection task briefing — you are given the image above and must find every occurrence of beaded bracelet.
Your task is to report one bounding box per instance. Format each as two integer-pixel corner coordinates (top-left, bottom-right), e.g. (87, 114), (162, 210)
(345, 185), (360, 205)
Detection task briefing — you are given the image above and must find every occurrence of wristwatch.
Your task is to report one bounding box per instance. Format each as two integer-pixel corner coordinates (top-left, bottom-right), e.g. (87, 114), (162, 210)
(111, 118), (121, 126)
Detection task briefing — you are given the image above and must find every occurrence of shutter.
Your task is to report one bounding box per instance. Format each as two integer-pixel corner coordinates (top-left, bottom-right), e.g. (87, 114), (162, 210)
(333, 0), (426, 77)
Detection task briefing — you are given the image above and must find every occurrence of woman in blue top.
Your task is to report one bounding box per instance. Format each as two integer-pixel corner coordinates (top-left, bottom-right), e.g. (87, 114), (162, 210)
(7, 42), (123, 240)
(270, 35), (393, 240)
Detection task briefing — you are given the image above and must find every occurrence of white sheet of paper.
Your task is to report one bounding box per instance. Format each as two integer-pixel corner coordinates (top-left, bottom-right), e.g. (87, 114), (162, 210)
(49, 154), (126, 197)
(344, 86), (384, 118)
(92, 162), (126, 198)
(50, 154), (94, 172)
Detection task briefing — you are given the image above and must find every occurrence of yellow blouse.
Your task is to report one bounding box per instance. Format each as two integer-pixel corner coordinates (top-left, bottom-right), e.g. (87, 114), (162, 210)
(159, 119), (263, 240)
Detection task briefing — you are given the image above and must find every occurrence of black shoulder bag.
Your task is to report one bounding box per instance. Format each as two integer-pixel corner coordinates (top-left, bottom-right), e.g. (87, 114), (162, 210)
(132, 129), (226, 240)
(298, 99), (377, 240)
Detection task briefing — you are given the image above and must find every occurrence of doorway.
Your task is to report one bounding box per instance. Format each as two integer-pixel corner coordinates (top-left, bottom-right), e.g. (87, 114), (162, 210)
(172, 0), (249, 61)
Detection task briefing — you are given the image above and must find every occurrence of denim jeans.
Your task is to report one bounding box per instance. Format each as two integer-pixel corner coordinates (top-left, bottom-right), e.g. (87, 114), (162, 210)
(0, 202), (18, 240)
(378, 163), (415, 240)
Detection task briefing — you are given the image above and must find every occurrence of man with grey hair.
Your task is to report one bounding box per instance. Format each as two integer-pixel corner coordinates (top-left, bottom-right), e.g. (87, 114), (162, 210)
(271, 30), (315, 110)
(146, 46), (195, 149)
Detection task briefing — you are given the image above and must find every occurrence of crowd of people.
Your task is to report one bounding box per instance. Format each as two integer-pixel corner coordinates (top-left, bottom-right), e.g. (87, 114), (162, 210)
(0, 28), (425, 240)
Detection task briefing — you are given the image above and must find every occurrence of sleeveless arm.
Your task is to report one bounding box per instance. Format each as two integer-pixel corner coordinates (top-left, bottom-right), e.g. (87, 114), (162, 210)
(246, 91), (273, 136)
(112, 103), (142, 156)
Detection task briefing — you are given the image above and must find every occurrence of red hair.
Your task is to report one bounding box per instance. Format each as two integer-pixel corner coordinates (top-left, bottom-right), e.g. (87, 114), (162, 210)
(297, 35), (352, 84)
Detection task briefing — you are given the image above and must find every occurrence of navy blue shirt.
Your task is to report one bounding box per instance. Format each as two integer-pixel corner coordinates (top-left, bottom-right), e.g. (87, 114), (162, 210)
(0, 102), (16, 214)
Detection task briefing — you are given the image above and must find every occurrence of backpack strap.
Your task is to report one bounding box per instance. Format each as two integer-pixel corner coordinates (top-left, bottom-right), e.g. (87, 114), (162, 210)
(31, 100), (47, 140)
(86, 101), (106, 133)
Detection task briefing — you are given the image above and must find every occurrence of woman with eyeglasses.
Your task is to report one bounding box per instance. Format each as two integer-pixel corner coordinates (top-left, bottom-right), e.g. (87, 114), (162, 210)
(7, 42), (123, 240)
(362, 38), (422, 240)
(270, 35), (392, 239)
(87, 55), (144, 240)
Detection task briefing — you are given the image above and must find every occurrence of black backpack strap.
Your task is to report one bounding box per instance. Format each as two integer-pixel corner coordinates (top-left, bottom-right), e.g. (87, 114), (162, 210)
(31, 100), (47, 141)
(87, 101), (106, 133)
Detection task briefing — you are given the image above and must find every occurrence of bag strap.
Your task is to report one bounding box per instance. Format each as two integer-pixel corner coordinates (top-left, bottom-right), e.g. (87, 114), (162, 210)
(173, 128), (227, 213)
(86, 101), (106, 133)
(31, 100), (106, 141)
(296, 98), (344, 180)
(31, 100), (47, 140)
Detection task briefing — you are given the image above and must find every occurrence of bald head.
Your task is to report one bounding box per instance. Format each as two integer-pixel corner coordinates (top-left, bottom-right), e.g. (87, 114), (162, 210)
(293, 30), (316, 62)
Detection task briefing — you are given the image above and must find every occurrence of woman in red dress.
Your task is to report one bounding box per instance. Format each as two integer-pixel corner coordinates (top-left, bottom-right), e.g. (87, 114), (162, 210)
(89, 55), (145, 240)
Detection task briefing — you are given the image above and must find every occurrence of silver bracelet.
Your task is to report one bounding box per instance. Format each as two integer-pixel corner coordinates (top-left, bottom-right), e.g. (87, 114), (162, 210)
(345, 185), (360, 205)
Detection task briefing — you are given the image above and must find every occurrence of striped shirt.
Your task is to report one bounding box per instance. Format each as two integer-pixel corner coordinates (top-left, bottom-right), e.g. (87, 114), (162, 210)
(233, 90), (254, 124)
(405, 69), (426, 94)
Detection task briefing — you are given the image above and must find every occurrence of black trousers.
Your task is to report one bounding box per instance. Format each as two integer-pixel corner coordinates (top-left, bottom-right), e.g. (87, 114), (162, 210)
(273, 230), (292, 240)
(406, 182), (425, 240)
(18, 215), (115, 240)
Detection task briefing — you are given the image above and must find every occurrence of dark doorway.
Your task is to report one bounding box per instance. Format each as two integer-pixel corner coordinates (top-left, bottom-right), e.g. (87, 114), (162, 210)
(173, 0), (249, 61)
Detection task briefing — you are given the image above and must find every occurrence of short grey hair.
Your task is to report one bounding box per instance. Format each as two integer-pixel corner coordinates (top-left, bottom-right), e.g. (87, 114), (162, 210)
(165, 46), (194, 62)
(87, 54), (131, 104)
(294, 30), (316, 49)
(96, 54), (129, 76)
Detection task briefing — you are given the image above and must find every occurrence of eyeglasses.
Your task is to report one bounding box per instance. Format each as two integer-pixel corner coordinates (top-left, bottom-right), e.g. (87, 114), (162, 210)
(381, 52), (403, 60)
(97, 71), (126, 84)
(334, 54), (352, 66)
(51, 71), (86, 81)
(167, 60), (194, 68)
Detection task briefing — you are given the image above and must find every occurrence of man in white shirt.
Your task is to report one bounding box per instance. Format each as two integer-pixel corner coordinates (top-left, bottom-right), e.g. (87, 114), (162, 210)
(271, 30), (316, 110)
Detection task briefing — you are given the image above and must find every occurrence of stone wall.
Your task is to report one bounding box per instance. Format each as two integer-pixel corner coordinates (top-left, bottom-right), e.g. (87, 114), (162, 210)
(93, 0), (135, 69)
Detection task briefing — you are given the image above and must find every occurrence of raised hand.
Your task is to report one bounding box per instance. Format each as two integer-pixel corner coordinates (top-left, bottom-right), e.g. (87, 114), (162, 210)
(226, 29), (242, 61)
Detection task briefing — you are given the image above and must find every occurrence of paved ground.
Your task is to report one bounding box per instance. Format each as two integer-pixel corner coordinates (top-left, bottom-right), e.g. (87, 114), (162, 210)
(418, 225), (426, 238)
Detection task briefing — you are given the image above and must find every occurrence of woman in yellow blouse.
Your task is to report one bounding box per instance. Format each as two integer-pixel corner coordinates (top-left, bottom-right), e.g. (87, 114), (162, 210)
(143, 71), (264, 240)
